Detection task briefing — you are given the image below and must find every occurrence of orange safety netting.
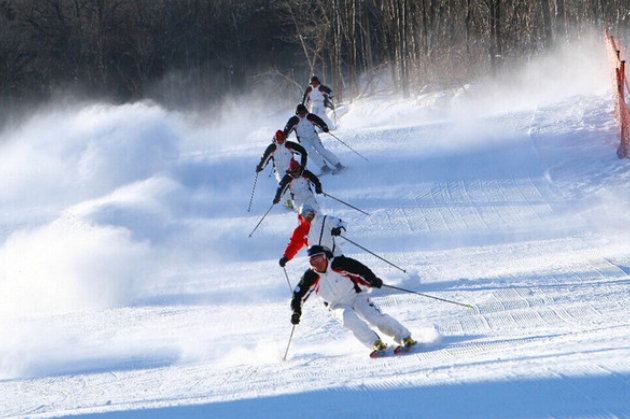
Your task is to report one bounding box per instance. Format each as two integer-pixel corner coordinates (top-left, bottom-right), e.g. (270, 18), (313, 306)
(604, 27), (630, 158)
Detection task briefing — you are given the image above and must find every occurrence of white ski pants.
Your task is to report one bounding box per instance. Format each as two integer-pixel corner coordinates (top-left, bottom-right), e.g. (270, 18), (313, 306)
(290, 193), (319, 214)
(310, 101), (334, 128)
(329, 294), (410, 349)
(300, 135), (340, 170)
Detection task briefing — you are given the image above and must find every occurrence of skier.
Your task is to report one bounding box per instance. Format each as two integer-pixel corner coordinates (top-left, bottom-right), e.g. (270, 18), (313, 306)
(290, 245), (417, 358)
(273, 159), (322, 213)
(256, 130), (308, 183)
(278, 203), (345, 268)
(301, 76), (335, 129)
(284, 104), (344, 176)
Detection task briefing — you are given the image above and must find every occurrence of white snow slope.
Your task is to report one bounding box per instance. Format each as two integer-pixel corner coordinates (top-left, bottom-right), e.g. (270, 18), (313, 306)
(1, 36), (630, 419)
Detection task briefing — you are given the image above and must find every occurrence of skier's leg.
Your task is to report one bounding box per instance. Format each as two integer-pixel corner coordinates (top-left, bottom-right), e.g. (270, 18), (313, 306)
(312, 136), (341, 167)
(291, 194), (319, 214)
(354, 297), (411, 344)
(312, 102), (334, 129)
(300, 136), (327, 170)
(330, 304), (381, 349)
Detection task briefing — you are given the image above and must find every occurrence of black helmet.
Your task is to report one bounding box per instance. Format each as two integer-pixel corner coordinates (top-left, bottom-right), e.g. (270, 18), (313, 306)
(296, 104), (308, 114)
(307, 245), (331, 258)
(310, 76), (319, 84)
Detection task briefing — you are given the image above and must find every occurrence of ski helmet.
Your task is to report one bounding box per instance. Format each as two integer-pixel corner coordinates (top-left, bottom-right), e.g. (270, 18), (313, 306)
(310, 76), (319, 84)
(299, 203), (316, 218)
(287, 159), (301, 171)
(296, 104), (308, 114)
(307, 245), (333, 261)
(274, 130), (286, 142)
(307, 245), (327, 257)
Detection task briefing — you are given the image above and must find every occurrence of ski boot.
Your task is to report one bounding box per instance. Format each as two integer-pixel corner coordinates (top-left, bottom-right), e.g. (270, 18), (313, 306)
(320, 165), (332, 176)
(331, 163), (345, 175)
(369, 339), (388, 358)
(393, 337), (416, 355)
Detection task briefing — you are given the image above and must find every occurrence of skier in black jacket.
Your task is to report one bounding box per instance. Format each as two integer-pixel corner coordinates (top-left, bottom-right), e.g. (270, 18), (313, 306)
(256, 130), (307, 183)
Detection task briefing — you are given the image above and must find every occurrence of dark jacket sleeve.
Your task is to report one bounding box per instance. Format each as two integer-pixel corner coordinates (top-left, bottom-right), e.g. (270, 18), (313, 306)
(275, 175), (292, 201)
(286, 141), (308, 168)
(258, 143), (276, 168)
(290, 269), (319, 312)
(284, 116), (300, 138)
(301, 86), (313, 105)
(307, 113), (328, 130)
(331, 256), (379, 287)
(319, 85), (332, 96)
(303, 170), (322, 191)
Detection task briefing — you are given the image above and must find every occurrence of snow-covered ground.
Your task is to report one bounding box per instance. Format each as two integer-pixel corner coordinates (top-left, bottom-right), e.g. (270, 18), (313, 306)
(2, 36), (630, 418)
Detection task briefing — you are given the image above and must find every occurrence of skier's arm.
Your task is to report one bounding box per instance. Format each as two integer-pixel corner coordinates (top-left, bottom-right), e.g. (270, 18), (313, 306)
(304, 170), (322, 194)
(274, 176), (291, 203)
(286, 141), (308, 169)
(329, 215), (346, 236)
(283, 223), (308, 261)
(332, 256), (381, 287)
(284, 117), (299, 140)
(257, 144), (276, 171)
(301, 86), (312, 105)
(290, 269), (318, 312)
(307, 114), (328, 132)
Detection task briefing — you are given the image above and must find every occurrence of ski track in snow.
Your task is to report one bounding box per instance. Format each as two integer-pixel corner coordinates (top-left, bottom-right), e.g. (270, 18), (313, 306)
(2, 87), (630, 418)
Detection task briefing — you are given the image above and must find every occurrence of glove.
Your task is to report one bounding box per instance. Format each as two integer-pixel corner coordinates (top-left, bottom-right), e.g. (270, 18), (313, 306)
(371, 277), (383, 288)
(255, 165), (263, 173)
(315, 186), (323, 194)
(331, 226), (345, 236)
(291, 311), (301, 325)
(273, 197), (280, 204)
(279, 256), (289, 267)
(322, 126), (329, 133)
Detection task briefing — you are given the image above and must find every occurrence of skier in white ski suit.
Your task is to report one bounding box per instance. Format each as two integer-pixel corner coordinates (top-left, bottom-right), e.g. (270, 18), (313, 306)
(273, 159), (322, 213)
(289, 245), (415, 356)
(301, 76), (335, 129)
(256, 130), (307, 183)
(284, 104), (343, 176)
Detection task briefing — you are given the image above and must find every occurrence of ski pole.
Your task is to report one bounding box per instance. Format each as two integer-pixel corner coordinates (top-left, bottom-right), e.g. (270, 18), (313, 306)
(383, 284), (473, 309)
(282, 266), (293, 292)
(248, 203), (275, 237)
(283, 325), (296, 361)
(323, 192), (369, 216)
(247, 171), (259, 212)
(326, 132), (369, 161)
(340, 234), (407, 273)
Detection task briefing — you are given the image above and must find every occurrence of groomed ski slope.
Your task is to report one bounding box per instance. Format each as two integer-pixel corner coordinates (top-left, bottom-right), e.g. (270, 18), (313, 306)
(1, 36), (630, 418)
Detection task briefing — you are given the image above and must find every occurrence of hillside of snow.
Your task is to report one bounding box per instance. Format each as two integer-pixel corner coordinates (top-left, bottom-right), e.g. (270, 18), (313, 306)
(1, 35), (630, 418)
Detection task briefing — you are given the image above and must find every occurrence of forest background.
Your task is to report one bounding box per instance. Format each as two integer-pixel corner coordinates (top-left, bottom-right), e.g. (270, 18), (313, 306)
(1, 0), (629, 129)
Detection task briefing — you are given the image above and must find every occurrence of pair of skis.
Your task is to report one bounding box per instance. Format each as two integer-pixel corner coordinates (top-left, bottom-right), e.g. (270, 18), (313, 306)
(370, 342), (417, 358)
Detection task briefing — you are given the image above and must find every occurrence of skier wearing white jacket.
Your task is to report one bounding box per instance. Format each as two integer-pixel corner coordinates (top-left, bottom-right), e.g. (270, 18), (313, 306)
(256, 130), (307, 183)
(284, 104), (344, 176)
(273, 159), (322, 213)
(289, 245), (416, 358)
(301, 76), (335, 129)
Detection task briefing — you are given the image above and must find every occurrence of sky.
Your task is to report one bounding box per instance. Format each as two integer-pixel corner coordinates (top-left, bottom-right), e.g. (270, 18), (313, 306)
(1, 32), (630, 418)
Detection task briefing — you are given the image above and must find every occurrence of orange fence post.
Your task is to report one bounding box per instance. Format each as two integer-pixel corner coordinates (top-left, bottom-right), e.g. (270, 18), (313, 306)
(604, 28), (630, 159)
